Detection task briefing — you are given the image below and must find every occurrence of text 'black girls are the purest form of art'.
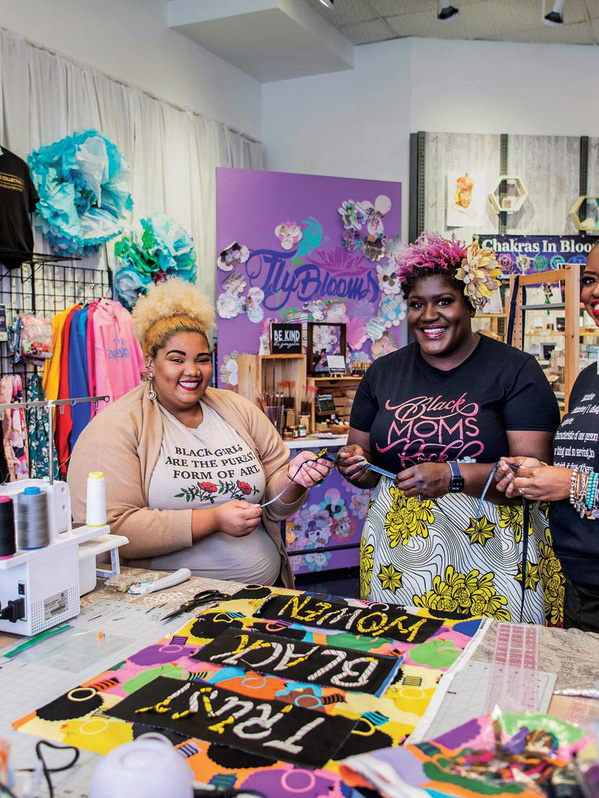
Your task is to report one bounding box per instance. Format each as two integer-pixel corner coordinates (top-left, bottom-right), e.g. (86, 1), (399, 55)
(192, 629), (403, 695)
(107, 676), (356, 768)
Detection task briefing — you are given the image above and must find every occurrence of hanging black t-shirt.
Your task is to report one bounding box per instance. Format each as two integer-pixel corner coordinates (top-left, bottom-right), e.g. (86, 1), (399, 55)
(550, 363), (599, 584)
(350, 335), (560, 473)
(0, 147), (39, 268)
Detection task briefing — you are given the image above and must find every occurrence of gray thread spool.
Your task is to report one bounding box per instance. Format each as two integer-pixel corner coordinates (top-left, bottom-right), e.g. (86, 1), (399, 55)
(17, 487), (51, 549)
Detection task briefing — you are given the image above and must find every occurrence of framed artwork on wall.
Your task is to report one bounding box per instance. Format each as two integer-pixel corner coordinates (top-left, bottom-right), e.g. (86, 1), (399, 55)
(307, 322), (346, 376)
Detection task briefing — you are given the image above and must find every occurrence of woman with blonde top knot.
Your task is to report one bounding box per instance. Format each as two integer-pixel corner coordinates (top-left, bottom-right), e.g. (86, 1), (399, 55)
(68, 278), (332, 586)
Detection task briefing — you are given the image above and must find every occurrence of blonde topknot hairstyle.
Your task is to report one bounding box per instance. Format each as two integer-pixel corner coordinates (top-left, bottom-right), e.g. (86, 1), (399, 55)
(132, 277), (215, 357)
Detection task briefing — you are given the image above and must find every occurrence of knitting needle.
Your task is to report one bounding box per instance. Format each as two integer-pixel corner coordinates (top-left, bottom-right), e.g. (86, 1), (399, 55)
(363, 462), (397, 480)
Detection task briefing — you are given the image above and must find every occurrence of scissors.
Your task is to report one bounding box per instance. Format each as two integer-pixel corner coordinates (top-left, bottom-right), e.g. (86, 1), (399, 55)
(160, 589), (230, 621)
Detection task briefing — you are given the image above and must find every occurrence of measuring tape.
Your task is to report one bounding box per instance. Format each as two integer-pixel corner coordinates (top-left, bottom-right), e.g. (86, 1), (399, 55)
(484, 622), (540, 713)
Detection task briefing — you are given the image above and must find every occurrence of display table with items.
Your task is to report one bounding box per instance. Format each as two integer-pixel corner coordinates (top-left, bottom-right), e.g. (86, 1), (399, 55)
(1, 568), (598, 798)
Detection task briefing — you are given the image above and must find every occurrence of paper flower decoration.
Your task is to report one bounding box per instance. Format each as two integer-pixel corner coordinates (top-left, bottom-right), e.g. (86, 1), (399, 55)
(378, 295), (406, 328)
(338, 200), (368, 231)
(29, 129), (133, 255)
(220, 352), (239, 387)
(346, 315), (368, 350)
(217, 292), (242, 319)
(339, 196), (392, 262)
(372, 330), (397, 358)
(455, 240), (502, 310)
(366, 317), (386, 342)
(385, 234), (405, 263)
(222, 270), (246, 295)
(376, 261), (401, 295)
(305, 300), (325, 321)
(275, 221), (302, 250)
(325, 302), (348, 323)
(218, 242), (249, 272)
(246, 287), (265, 323)
(113, 215), (197, 308)
(113, 268), (151, 310)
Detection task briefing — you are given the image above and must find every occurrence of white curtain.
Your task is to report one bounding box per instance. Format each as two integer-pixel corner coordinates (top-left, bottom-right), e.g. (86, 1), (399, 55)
(0, 27), (263, 303)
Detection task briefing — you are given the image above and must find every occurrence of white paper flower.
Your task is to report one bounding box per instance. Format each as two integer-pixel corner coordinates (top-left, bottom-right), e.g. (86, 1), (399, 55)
(366, 317), (386, 342)
(275, 221), (303, 250)
(306, 300), (325, 321)
(376, 261), (401, 296)
(325, 302), (347, 322)
(217, 292), (242, 319)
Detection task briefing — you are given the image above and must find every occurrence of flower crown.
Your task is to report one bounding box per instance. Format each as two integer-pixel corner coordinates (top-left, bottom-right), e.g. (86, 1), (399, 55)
(396, 232), (502, 310)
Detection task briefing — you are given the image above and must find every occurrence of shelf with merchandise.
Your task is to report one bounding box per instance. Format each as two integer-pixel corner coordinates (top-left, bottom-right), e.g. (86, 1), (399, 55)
(510, 264), (580, 411)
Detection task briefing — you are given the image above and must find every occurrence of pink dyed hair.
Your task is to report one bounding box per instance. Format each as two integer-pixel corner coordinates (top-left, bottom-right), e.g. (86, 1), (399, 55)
(396, 231), (466, 282)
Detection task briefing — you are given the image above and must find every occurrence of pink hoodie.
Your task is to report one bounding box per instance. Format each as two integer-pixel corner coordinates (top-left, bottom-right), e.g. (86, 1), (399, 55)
(92, 299), (144, 411)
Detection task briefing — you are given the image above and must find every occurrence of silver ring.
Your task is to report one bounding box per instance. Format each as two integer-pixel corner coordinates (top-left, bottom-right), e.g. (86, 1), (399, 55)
(416, 494), (422, 503)
(519, 487), (525, 496)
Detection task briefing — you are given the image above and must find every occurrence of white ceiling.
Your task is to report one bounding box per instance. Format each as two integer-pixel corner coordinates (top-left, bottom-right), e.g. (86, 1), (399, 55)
(302, 0), (599, 46)
(166, 0), (599, 84)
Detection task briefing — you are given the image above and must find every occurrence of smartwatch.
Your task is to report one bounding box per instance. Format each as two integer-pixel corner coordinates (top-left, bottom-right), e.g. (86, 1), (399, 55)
(447, 461), (465, 493)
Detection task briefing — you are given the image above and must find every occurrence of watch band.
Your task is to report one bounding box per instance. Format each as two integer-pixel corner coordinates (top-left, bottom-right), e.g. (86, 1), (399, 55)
(447, 461), (465, 493)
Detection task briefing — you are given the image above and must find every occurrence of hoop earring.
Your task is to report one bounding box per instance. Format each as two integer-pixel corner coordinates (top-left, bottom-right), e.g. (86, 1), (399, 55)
(147, 373), (157, 401)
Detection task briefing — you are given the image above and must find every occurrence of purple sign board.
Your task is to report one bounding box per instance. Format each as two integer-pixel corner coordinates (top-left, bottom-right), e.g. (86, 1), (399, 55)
(478, 234), (591, 277)
(216, 168), (402, 575)
(216, 168), (402, 388)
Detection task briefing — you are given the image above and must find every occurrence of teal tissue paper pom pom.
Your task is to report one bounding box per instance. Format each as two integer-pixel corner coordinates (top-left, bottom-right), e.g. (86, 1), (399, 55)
(28, 129), (133, 256)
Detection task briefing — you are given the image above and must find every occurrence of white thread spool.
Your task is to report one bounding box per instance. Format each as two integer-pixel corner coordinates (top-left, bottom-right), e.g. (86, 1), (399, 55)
(90, 734), (193, 798)
(86, 472), (106, 527)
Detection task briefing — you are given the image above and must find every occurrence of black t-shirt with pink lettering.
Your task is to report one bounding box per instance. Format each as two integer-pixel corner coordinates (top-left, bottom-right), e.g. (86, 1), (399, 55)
(350, 335), (560, 474)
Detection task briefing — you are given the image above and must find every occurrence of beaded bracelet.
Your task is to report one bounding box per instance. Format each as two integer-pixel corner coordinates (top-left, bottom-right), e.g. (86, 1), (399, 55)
(570, 469), (589, 518)
(586, 471), (599, 510)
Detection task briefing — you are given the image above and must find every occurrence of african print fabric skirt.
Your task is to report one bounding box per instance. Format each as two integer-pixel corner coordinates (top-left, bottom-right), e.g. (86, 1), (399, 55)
(359, 477), (565, 626)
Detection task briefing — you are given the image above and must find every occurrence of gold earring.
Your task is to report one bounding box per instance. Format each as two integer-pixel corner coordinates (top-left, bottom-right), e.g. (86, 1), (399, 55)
(147, 372), (157, 401)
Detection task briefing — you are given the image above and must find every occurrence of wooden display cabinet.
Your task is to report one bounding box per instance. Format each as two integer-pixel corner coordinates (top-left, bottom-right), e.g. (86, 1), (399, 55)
(307, 375), (362, 432)
(236, 354), (306, 419)
(509, 264), (581, 411)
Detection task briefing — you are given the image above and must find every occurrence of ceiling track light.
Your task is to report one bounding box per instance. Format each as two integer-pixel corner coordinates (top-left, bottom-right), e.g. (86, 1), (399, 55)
(438, 1), (459, 22)
(543, 0), (565, 25)
(317, 0), (334, 7)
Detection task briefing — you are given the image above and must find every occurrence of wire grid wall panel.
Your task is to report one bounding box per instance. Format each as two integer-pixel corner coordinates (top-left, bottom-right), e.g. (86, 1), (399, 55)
(0, 255), (112, 392)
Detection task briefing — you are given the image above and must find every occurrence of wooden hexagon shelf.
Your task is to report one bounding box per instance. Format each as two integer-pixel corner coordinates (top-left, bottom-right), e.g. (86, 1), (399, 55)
(568, 195), (599, 233)
(488, 176), (528, 214)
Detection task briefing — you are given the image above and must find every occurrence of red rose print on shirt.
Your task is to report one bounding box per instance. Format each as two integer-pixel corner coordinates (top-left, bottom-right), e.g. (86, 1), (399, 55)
(238, 481), (252, 495)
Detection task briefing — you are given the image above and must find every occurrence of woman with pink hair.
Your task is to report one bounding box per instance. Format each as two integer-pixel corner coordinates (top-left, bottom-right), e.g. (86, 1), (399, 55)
(338, 233), (562, 625)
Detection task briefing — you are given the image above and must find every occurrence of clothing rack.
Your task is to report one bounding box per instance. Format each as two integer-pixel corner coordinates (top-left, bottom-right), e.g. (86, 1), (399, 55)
(0, 249), (112, 385)
(0, 395), (109, 484)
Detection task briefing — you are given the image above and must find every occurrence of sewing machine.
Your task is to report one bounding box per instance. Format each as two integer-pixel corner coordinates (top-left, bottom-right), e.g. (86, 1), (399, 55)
(0, 480), (127, 636)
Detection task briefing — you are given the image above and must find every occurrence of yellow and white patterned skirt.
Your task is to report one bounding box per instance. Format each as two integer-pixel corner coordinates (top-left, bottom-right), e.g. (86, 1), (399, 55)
(359, 477), (565, 626)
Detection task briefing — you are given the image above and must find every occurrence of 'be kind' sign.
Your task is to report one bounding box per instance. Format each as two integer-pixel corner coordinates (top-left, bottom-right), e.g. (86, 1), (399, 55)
(270, 322), (302, 354)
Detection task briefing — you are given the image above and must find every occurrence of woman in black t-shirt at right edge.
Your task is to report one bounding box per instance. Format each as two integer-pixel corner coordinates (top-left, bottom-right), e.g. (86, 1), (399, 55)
(497, 241), (599, 632)
(338, 232), (562, 626)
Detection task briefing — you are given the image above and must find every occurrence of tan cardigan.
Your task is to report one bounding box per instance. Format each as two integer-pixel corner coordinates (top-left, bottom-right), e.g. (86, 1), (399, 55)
(67, 383), (305, 587)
